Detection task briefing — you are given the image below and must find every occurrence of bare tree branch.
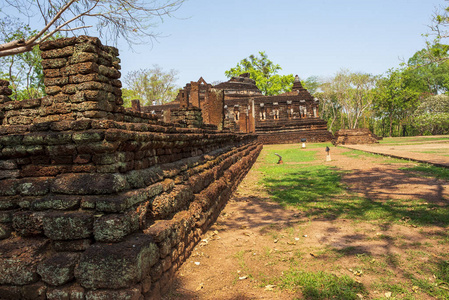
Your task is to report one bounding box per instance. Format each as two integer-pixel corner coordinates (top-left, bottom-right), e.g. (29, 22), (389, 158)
(0, 0), (186, 57)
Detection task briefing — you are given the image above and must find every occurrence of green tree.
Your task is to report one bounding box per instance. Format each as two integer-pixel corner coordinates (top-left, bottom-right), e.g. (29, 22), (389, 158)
(413, 94), (449, 135)
(318, 70), (376, 130)
(123, 65), (179, 106)
(224, 51), (294, 96)
(315, 83), (341, 133)
(407, 44), (449, 94)
(0, 0), (185, 57)
(0, 17), (44, 100)
(373, 69), (420, 137)
(301, 76), (320, 95)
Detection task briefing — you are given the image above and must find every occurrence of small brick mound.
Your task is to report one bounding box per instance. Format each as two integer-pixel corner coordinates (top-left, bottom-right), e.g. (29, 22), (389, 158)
(332, 128), (382, 145)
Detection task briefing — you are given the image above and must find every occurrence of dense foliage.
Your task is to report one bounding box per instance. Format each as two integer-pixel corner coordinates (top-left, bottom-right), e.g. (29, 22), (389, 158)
(0, 18), (45, 100)
(224, 51), (295, 96)
(122, 66), (179, 107)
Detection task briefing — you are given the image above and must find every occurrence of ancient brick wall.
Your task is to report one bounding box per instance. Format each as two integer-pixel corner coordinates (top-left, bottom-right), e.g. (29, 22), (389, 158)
(0, 37), (262, 299)
(255, 118), (333, 144)
(202, 89), (224, 130)
(1, 36), (158, 126)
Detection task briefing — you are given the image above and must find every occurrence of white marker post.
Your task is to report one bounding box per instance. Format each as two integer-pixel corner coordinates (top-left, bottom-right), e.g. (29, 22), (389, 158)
(325, 146), (331, 161)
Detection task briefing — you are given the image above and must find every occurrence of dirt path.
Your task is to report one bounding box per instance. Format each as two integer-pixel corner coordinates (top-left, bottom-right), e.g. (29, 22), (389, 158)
(164, 145), (449, 300)
(343, 140), (449, 168)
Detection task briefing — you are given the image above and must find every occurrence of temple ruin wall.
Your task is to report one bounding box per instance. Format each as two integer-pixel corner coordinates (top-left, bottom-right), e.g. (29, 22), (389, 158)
(0, 36), (262, 300)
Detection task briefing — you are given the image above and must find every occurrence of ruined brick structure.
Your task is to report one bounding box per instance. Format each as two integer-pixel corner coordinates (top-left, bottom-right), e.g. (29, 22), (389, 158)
(143, 77), (225, 131)
(219, 74), (333, 143)
(332, 128), (382, 145)
(144, 74), (333, 144)
(0, 37), (261, 299)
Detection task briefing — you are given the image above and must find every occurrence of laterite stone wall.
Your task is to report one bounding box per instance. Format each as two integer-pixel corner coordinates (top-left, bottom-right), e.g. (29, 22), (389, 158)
(0, 37), (262, 300)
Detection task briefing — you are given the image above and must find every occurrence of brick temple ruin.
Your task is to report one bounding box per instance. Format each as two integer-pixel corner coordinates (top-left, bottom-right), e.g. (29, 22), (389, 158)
(332, 128), (382, 145)
(0, 36), (262, 299)
(143, 73), (333, 144)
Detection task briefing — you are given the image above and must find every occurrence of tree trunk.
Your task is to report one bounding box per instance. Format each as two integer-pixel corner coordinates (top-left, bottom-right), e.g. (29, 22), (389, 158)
(389, 114), (393, 137)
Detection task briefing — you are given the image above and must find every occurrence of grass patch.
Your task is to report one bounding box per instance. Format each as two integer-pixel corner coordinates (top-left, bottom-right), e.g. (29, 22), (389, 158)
(280, 269), (366, 299)
(379, 136), (449, 145)
(261, 146), (317, 164)
(400, 163), (449, 181)
(253, 143), (449, 299)
(259, 146), (449, 226)
(340, 149), (380, 159)
(341, 149), (409, 164)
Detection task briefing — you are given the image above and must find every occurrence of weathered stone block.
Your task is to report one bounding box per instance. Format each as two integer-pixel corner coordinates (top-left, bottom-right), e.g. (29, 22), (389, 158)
(17, 177), (52, 196)
(143, 220), (172, 243)
(0, 179), (18, 196)
(0, 238), (49, 285)
(68, 52), (99, 65)
(0, 223), (12, 239)
(92, 153), (118, 165)
(0, 209), (15, 223)
(41, 46), (75, 59)
(72, 131), (105, 144)
(22, 282), (48, 300)
(0, 285), (22, 299)
(75, 234), (158, 289)
(98, 65), (121, 79)
(95, 182), (163, 213)
(45, 85), (62, 95)
(31, 195), (81, 211)
(149, 262), (163, 282)
(0, 196), (20, 210)
(0, 160), (17, 170)
(44, 76), (69, 87)
(93, 214), (135, 242)
(13, 211), (46, 236)
(43, 211), (93, 240)
(43, 68), (62, 78)
(53, 239), (91, 252)
(51, 173), (128, 195)
(61, 62), (99, 76)
(44, 132), (73, 145)
(151, 185), (194, 220)
(37, 252), (80, 286)
(76, 140), (120, 154)
(85, 287), (142, 300)
(46, 284), (84, 300)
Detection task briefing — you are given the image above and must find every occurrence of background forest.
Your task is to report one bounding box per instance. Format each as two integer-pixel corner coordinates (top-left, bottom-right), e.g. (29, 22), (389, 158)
(1, 1), (449, 137)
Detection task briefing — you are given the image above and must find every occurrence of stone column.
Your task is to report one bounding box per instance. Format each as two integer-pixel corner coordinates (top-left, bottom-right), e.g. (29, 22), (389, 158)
(39, 36), (122, 122)
(131, 100), (141, 112)
(189, 82), (200, 108)
(0, 80), (12, 124)
(204, 88), (224, 130)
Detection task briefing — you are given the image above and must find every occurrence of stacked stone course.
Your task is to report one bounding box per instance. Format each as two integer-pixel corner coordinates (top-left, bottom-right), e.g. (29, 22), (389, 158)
(332, 128), (382, 145)
(0, 36), (262, 299)
(0, 36), (159, 126)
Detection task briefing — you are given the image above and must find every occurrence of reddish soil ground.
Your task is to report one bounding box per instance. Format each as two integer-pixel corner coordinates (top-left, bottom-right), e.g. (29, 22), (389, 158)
(163, 144), (449, 300)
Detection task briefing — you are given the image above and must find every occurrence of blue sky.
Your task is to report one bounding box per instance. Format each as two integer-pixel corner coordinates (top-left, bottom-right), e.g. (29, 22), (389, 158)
(117, 0), (446, 88)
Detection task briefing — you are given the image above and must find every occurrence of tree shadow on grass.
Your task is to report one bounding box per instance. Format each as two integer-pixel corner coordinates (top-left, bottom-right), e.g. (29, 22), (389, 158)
(262, 165), (449, 228)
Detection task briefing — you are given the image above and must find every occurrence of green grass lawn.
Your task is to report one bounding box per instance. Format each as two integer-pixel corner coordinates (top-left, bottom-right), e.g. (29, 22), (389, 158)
(379, 136), (449, 145)
(248, 144), (449, 299)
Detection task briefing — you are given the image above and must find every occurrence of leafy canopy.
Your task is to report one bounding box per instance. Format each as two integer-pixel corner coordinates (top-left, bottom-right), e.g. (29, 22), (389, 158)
(0, 17), (45, 100)
(413, 94), (449, 135)
(224, 51), (294, 96)
(123, 65), (179, 106)
(0, 0), (185, 57)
